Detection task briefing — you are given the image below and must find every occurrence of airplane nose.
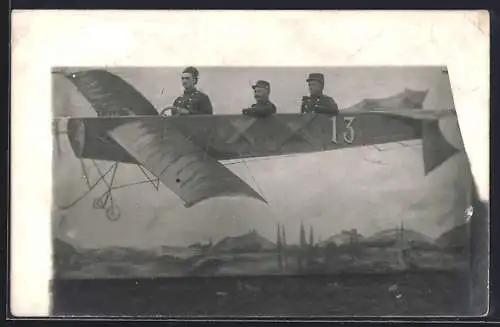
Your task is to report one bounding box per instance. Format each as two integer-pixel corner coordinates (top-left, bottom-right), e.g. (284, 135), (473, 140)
(67, 118), (86, 157)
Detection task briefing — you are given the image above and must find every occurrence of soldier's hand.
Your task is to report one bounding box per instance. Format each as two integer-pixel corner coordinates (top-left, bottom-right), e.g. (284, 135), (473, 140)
(160, 106), (177, 116)
(312, 106), (324, 114)
(242, 108), (251, 115)
(177, 108), (190, 115)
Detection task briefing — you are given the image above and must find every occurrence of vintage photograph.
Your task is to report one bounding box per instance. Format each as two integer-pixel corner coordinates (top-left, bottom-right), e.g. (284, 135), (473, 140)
(51, 66), (475, 316)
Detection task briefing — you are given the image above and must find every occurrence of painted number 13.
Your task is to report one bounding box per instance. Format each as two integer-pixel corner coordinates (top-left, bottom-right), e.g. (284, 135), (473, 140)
(332, 116), (356, 144)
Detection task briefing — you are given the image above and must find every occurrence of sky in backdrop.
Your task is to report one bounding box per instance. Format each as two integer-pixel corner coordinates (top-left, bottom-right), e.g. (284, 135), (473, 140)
(51, 66), (470, 249)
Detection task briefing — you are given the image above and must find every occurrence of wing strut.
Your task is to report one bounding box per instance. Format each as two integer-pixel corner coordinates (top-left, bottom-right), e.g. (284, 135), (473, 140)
(137, 165), (160, 191)
(92, 162), (121, 221)
(57, 163), (117, 211)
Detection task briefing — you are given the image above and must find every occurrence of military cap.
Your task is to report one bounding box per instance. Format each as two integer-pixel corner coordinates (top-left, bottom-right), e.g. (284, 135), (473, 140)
(252, 80), (271, 91)
(306, 73), (325, 84)
(182, 66), (199, 78)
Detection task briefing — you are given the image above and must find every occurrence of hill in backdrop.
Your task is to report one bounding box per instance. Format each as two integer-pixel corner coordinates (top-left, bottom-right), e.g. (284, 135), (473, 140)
(368, 227), (433, 243)
(361, 227), (437, 249)
(212, 229), (276, 253)
(317, 227), (440, 250)
(53, 237), (79, 257)
(318, 230), (366, 247)
(435, 223), (470, 249)
(53, 238), (83, 275)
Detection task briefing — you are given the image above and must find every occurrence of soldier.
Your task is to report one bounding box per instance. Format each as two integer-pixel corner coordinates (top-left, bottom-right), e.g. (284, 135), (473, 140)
(161, 66), (213, 116)
(242, 80), (277, 118)
(301, 73), (339, 115)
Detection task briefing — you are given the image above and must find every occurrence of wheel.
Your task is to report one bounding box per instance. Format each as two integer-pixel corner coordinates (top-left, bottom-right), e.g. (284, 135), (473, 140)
(106, 204), (121, 221)
(93, 197), (104, 209)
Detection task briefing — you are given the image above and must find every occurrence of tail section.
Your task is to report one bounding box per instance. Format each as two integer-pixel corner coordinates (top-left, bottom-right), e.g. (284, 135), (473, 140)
(421, 117), (461, 175)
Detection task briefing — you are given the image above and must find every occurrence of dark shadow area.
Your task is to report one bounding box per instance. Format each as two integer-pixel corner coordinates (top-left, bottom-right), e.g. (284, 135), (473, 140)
(51, 271), (471, 317)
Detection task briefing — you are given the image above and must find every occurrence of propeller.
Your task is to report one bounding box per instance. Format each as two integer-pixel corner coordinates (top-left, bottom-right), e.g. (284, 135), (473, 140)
(52, 118), (66, 158)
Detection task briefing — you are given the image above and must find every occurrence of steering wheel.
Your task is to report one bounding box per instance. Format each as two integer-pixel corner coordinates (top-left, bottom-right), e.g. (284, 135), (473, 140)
(160, 107), (175, 116)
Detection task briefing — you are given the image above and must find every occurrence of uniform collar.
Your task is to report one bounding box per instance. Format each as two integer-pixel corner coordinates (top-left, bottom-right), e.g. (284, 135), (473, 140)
(256, 98), (271, 104)
(309, 92), (323, 99)
(183, 87), (198, 95)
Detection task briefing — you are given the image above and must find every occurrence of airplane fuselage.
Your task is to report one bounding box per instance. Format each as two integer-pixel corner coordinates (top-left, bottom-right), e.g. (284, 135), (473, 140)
(65, 112), (423, 164)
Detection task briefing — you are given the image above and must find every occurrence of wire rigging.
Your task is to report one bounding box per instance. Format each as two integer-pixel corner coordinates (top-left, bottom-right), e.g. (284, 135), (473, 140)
(236, 148), (267, 203)
(56, 163), (117, 210)
(79, 159), (92, 188)
(222, 141), (422, 166)
(137, 165), (160, 190)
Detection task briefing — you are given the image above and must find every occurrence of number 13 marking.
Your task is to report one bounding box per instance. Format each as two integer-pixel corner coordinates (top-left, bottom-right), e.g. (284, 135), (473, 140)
(332, 116), (356, 144)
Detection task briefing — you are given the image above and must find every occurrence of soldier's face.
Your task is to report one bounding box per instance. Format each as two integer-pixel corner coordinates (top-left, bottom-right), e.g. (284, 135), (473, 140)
(254, 87), (269, 101)
(181, 73), (196, 89)
(308, 80), (323, 95)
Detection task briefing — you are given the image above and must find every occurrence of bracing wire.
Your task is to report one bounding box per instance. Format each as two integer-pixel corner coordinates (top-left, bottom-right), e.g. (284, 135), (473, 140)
(223, 152), (305, 166)
(109, 179), (161, 191)
(107, 163), (119, 194)
(92, 160), (114, 189)
(137, 165), (160, 190)
(222, 141), (422, 167)
(56, 163), (117, 210)
(79, 159), (92, 188)
(236, 148), (267, 202)
(60, 162), (162, 212)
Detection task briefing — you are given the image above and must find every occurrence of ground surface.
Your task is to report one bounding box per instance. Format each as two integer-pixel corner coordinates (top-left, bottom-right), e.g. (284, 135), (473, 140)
(51, 271), (473, 317)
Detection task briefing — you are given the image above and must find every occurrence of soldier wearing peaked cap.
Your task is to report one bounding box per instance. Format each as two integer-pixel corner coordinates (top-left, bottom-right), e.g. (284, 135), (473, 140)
(242, 80), (277, 118)
(161, 66), (213, 116)
(301, 73), (339, 115)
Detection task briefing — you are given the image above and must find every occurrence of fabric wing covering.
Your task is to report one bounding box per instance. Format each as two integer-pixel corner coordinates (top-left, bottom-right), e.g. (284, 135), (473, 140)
(108, 118), (268, 207)
(369, 109), (463, 175)
(62, 69), (159, 116)
(62, 68), (267, 207)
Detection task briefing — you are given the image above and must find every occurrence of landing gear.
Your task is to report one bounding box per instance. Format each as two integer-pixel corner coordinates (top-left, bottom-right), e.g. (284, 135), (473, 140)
(92, 162), (122, 221)
(106, 203), (121, 221)
(60, 159), (161, 223)
(93, 192), (121, 221)
(93, 197), (104, 209)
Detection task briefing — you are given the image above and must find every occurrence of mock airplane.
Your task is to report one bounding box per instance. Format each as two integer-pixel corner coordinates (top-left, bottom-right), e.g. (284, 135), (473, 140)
(52, 69), (465, 221)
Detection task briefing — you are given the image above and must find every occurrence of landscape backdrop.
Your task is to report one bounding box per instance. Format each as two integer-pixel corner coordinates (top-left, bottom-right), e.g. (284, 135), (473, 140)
(52, 66), (471, 280)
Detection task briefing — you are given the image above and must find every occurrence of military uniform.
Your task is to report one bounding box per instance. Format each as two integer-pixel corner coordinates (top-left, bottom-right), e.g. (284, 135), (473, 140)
(243, 100), (277, 118)
(301, 94), (339, 115)
(172, 88), (213, 115)
(301, 73), (339, 115)
(242, 80), (277, 118)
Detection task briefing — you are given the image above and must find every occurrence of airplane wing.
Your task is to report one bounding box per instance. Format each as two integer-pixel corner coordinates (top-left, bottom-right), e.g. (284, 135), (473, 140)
(55, 69), (159, 116)
(106, 117), (267, 208)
